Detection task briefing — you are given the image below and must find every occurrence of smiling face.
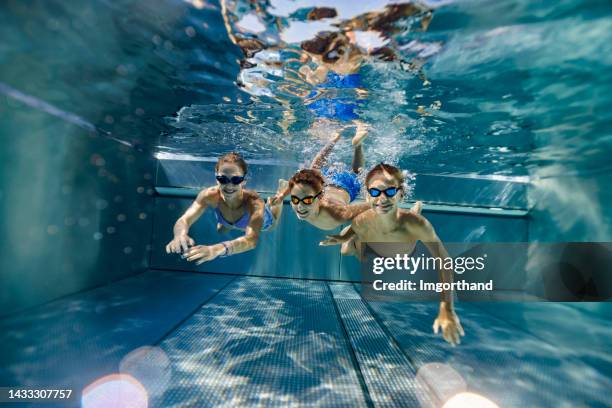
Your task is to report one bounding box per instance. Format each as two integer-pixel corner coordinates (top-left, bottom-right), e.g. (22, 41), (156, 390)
(366, 171), (403, 215)
(216, 162), (245, 200)
(290, 183), (321, 220)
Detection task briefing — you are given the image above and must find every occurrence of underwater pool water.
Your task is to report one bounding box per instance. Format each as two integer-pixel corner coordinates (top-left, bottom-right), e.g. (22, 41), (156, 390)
(1, 0), (611, 407)
(2, 0), (611, 179)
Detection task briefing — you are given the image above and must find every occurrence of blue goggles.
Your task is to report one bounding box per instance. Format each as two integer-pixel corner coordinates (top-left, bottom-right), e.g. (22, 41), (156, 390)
(368, 187), (400, 198)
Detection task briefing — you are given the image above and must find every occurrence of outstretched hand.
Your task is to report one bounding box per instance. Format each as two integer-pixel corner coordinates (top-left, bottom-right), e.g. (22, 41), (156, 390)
(433, 304), (465, 346)
(319, 233), (350, 246)
(269, 194), (284, 206)
(269, 179), (289, 206)
(182, 244), (224, 265)
(166, 233), (195, 254)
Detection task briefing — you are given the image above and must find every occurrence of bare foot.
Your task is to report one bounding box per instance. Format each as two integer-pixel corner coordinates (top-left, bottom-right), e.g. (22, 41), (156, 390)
(331, 130), (341, 143)
(352, 124), (368, 146)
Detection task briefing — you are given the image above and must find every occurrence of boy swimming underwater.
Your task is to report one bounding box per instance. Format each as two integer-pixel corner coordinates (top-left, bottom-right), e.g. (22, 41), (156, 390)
(271, 132), (370, 258)
(321, 163), (464, 346)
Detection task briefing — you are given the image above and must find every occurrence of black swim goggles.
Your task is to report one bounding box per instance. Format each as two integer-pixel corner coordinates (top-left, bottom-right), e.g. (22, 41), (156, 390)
(367, 187), (400, 198)
(216, 175), (245, 185)
(290, 191), (322, 205)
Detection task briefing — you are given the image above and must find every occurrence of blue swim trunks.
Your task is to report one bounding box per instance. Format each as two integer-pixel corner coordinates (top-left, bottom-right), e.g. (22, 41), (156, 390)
(321, 168), (361, 202)
(307, 72), (364, 122)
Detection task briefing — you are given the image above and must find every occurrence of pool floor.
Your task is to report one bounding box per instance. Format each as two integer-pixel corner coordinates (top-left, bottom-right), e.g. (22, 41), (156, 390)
(0, 270), (610, 407)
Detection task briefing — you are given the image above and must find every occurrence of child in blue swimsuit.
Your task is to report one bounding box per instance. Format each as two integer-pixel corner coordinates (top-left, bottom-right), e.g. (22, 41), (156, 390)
(165, 152), (284, 264)
(299, 30), (369, 146)
(306, 72), (365, 122)
(213, 202), (275, 231)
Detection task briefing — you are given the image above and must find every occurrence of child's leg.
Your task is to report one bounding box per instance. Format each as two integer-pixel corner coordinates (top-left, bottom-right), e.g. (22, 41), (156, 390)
(351, 120), (368, 173)
(310, 129), (342, 169)
(352, 144), (365, 174)
(351, 119), (369, 146)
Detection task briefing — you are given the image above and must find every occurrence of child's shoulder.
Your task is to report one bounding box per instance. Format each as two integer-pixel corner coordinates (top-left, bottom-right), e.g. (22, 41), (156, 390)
(243, 189), (265, 206)
(197, 186), (219, 203)
(353, 208), (377, 226)
(398, 209), (428, 227)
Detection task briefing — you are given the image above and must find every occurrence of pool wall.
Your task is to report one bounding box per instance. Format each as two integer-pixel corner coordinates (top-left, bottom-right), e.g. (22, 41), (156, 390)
(0, 99), (156, 316)
(0, 0), (193, 316)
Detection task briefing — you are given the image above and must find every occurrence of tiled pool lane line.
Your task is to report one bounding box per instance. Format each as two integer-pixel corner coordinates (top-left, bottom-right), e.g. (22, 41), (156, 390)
(328, 282), (438, 408)
(151, 277), (369, 408)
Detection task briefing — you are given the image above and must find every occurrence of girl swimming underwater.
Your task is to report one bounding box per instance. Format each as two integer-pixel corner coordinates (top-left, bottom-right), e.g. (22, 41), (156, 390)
(166, 152), (284, 264)
(320, 163), (464, 346)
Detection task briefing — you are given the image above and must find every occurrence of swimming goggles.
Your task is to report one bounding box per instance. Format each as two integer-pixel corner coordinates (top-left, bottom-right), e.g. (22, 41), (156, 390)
(216, 175), (245, 185)
(368, 187), (400, 198)
(290, 192), (322, 205)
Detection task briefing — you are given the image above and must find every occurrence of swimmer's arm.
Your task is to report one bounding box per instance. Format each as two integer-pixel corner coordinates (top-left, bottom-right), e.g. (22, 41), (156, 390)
(270, 181), (291, 205)
(217, 197), (265, 256)
(324, 202), (370, 223)
(410, 216), (454, 305)
(346, 202), (371, 219)
(173, 188), (215, 236)
(410, 216), (465, 345)
(167, 188), (216, 253)
(320, 224), (355, 246)
(185, 196), (264, 264)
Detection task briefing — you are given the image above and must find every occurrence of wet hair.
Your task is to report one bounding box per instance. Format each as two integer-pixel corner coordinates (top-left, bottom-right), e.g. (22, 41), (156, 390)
(216, 152), (248, 175)
(365, 163), (404, 187)
(288, 169), (325, 193)
(370, 46), (397, 61)
(307, 7), (337, 21)
(300, 31), (348, 63)
(236, 38), (266, 58)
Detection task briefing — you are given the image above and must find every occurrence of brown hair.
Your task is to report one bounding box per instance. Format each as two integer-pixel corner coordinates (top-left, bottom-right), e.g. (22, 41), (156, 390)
(300, 31), (349, 63)
(216, 152), (248, 175)
(365, 163), (404, 187)
(236, 38), (265, 58)
(307, 7), (337, 21)
(288, 169), (325, 192)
